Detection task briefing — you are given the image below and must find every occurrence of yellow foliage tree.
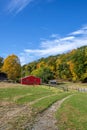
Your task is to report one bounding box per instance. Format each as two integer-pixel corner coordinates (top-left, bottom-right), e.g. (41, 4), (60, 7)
(2, 54), (21, 81)
(67, 61), (78, 81)
(37, 61), (46, 69)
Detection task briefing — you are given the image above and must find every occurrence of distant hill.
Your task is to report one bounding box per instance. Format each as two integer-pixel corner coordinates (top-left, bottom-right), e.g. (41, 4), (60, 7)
(22, 46), (87, 83)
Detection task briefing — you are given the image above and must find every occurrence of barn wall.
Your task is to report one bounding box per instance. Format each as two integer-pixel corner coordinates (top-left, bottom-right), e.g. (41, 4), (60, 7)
(21, 76), (41, 85)
(0, 72), (7, 81)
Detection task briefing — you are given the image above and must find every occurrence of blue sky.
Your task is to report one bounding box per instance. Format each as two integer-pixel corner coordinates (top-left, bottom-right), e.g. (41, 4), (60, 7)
(0, 0), (87, 65)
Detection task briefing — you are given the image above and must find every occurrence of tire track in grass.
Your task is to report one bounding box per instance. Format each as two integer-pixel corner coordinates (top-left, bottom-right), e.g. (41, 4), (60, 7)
(31, 95), (73, 130)
(29, 94), (58, 105)
(0, 94), (57, 130)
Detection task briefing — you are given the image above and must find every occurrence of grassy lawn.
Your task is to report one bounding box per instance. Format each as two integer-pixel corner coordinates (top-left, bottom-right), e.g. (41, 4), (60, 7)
(32, 92), (71, 113)
(57, 81), (87, 87)
(0, 82), (87, 130)
(0, 83), (71, 129)
(56, 93), (87, 130)
(0, 84), (61, 102)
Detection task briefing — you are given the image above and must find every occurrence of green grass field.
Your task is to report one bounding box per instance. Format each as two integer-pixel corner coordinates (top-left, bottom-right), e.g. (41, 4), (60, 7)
(56, 93), (87, 130)
(32, 92), (71, 113)
(0, 83), (71, 129)
(0, 82), (87, 130)
(0, 85), (62, 102)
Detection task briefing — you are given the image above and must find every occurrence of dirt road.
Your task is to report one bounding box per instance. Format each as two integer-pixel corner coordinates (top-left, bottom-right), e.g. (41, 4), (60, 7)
(31, 95), (72, 130)
(0, 95), (72, 130)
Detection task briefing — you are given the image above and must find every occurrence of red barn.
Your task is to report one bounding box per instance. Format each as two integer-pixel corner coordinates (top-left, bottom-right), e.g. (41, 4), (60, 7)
(21, 75), (41, 85)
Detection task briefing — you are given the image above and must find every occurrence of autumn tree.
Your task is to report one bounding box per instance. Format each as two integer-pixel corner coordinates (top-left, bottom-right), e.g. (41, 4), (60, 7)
(21, 46), (87, 82)
(2, 54), (21, 81)
(21, 61), (38, 78)
(71, 46), (86, 81)
(81, 47), (87, 82)
(67, 61), (78, 81)
(31, 66), (54, 83)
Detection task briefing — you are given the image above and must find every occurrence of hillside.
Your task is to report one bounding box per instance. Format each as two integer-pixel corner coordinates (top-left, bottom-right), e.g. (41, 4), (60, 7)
(22, 46), (87, 83)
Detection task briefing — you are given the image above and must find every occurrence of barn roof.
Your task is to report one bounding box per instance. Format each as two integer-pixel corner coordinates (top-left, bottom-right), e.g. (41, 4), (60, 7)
(21, 75), (40, 79)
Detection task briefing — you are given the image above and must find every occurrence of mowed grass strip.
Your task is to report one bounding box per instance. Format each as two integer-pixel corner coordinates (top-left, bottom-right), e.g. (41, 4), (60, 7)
(0, 86), (30, 100)
(32, 92), (71, 113)
(56, 93), (87, 130)
(0, 85), (59, 102)
(16, 86), (62, 104)
(16, 91), (54, 104)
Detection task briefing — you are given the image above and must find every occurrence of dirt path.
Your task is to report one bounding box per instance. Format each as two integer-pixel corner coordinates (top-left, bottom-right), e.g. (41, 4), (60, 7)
(0, 104), (31, 130)
(0, 94), (72, 130)
(31, 95), (72, 130)
(0, 94), (57, 130)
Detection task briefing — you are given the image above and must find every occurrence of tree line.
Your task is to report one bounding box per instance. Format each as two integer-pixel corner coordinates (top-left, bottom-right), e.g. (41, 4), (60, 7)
(22, 46), (87, 83)
(0, 46), (87, 83)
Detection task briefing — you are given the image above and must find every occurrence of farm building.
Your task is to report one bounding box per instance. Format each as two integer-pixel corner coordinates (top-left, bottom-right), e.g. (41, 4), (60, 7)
(21, 75), (41, 85)
(0, 72), (7, 81)
(49, 80), (57, 85)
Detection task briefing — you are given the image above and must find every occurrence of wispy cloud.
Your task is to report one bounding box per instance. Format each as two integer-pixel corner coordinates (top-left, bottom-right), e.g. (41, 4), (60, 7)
(19, 26), (87, 65)
(6, 0), (56, 14)
(50, 34), (59, 38)
(69, 26), (87, 35)
(7, 0), (34, 14)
